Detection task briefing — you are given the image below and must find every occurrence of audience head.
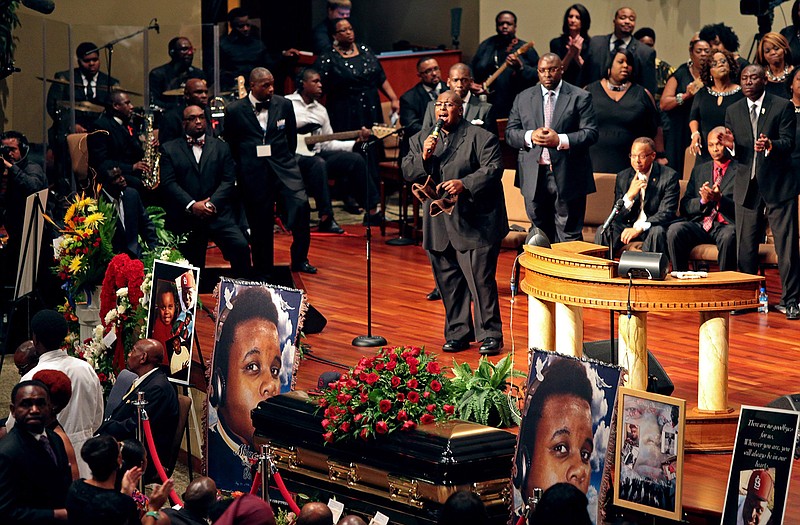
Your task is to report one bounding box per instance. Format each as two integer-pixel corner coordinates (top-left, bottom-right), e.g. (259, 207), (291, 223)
(13, 340), (38, 376)
(297, 502), (333, 525)
(416, 56), (441, 88)
(612, 7), (636, 38)
(227, 7), (252, 38)
(787, 65), (800, 100)
(327, 0), (351, 20)
(528, 483), (592, 525)
(81, 435), (121, 482)
(76, 42), (101, 75)
(110, 90), (134, 119)
(537, 53), (564, 91)
(31, 309), (68, 354)
(102, 167), (127, 195)
(741, 64), (767, 102)
(10, 380), (51, 434)
(331, 18), (355, 46)
(494, 10), (517, 38)
(629, 137), (657, 174)
(562, 4), (590, 38)
(756, 32), (792, 70)
(435, 91), (464, 131)
(168, 37), (194, 67)
(183, 476), (218, 518)
(437, 490), (488, 525)
(707, 126), (730, 162)
(604, 47), (635, 84)
(32, 369), (72, 416)
(297, 68), (323, 99)
(249, 67), (274, 102)
(183, 105), (208, 139)
(700, 49), (737, 86)
(688, 38), (712, 70)
(446, 63), (473, 98)
(115, 438), (147, 491)
(183, 78), (209, 107)
(699, 23), (740, 53)
(126, 338), (165, 376)
(1, 130), (27, 164)
(337, 516), (367, 525)
(633, 27), (655, 47)
(213, 494), (276, 525)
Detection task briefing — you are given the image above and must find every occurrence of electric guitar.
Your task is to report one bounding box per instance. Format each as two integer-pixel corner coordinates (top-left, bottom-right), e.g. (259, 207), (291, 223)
(482, 40), (535, 93)
(235, 75), (247, 99)
(296, 125), (396, 156)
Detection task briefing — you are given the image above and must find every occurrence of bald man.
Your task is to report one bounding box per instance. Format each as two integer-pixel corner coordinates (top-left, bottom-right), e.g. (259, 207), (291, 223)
(158, 78), (222, 144)
(297, 502), (333, 525)
(158, 476), (217, 525)
(337, 516), (367, 525)
(13, 341), (38, 377)
(97, 339), (178, 482)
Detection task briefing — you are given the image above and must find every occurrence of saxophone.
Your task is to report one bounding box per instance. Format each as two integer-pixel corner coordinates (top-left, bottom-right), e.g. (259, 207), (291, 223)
(141, 113), (161, 189)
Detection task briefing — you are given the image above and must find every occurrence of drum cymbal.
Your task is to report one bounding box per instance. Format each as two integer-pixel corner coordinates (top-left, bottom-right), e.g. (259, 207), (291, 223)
(57, 100), (105, 113)
(36, 76), (142, 96)
(162, 88), (184, 96)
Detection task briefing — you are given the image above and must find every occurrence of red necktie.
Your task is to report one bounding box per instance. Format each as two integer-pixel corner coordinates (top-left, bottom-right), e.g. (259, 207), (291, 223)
(702, 165), (724, 232)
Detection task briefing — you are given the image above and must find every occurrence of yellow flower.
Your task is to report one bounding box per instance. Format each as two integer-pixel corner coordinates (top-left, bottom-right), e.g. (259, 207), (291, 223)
(69, 254), (83, 273)
(63, 202), (77, 225)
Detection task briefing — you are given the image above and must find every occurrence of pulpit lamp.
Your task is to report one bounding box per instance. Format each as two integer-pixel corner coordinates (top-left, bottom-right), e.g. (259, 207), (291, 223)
(617, 251), (668, 280)
(525, 226), (551, 248)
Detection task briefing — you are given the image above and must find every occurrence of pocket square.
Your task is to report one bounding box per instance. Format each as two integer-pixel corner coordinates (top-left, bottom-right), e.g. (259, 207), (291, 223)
(276, 118), (286, 129)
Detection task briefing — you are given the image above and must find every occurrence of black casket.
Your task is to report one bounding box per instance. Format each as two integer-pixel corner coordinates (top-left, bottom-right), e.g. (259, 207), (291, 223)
(252, 391), (517, 525)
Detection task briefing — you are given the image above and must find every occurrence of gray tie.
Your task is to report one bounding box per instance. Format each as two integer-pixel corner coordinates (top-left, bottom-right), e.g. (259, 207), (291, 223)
(750, 104), (759, 179)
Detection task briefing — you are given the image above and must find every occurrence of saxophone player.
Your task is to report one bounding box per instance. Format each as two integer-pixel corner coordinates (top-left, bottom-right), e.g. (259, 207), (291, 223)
(88, 91), (153, 198)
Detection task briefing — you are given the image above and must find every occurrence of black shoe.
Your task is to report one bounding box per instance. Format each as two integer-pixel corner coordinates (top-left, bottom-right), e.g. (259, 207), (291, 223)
(343, 197), (363, 215)
(426, 288), (441, 301)
(442, 339), (470, 352)
(291, 260), (318, 274)
(787, 303), (800, 320)
(318, 217), (344, 234)
(479, 337), (503, 356)
(363, 212), (384, 226)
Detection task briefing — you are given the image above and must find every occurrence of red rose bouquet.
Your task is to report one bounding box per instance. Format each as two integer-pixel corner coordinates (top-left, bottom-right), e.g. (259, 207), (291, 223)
(315, 346), (454, 443)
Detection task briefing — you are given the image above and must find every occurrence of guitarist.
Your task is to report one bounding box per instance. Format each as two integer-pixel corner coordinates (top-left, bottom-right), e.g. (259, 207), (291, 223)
(472, 10), (539, 121)
(287, 68), (382, 232)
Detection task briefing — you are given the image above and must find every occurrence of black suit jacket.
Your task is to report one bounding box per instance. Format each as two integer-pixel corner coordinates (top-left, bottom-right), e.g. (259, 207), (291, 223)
(421, 94), (494, 132)
(96, 368), (178, 479)
(680, 160), (739, 225)
(46, 69), (119, 124)
(223, 95), (305, 200)
(0, 426), (72, 525)
(99, 188), (157, 259)
(88, 113), (144, 179)
(158, 105), (221, 145)
(506, 81), (598, 201)
(724, 94), (799, 206)
(614, 163), (680, 229)
(402, 119), (507, 252)
(584, 34), (656, 93)
(399, 81), (447, 156)
(148, 62), (206, 109)
(159, 135), (238, 232)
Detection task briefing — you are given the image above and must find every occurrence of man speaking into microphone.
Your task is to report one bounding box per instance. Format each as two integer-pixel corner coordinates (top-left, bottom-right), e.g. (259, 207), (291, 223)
(402, 91), (507, 355)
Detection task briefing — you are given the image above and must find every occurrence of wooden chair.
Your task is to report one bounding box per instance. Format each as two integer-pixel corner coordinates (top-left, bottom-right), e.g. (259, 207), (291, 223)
(165, 393), (192, 477)
(66, 133), (89, 187)
(378, 101), (419, 240)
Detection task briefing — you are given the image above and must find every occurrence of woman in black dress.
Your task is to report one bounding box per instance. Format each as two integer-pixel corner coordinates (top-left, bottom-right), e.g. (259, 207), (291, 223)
(314, 18), (399, 131)
(756, 32), (793, 98)
(660, 38), (711, 176)
(549, 4), (591, 86)
(585, 48), (661, 174)
(787, 67), (800, 172)
(688, 49), (742, 162)
(780, 0), (800, 67)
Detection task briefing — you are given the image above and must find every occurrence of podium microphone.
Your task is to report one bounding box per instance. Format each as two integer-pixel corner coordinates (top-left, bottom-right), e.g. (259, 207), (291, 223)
(601, 199), (625, 232)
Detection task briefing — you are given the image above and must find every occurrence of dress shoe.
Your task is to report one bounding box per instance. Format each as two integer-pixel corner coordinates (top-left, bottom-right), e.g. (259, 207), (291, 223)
(291, 260), (318, 274)
(318, 217), (344, 234)
(479, 337), (503, 356)
(786, 303), (800, 320)
(442, 339), (469, 352)
(426, 288), (441, 301)
(343, 197), (363, 215)
(363, 211), (384, 226)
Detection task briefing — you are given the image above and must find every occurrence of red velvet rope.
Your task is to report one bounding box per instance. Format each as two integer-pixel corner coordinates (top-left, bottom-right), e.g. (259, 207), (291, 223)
(142, 417), (183, 506)
(250, 471), (262, 495)
(248, 463), (301, 515)
(515, 515), (526, 525)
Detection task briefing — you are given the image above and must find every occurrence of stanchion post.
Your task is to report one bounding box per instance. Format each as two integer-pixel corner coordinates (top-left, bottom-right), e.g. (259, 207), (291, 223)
(260, 445), (270, 502)
(133, 392), (148, 493)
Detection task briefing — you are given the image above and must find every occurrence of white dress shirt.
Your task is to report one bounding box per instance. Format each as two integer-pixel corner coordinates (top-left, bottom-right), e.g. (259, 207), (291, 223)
(287, 92), (356, 153)
(248, 92), (269, 130)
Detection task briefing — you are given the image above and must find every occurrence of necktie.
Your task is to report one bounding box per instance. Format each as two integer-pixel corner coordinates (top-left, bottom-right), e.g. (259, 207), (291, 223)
(39, 434), (58, 465)
(750, 104), (759, 179)
(636, 174), (648, 224)
(703, 165), (724, 232)
(541, 90), (554, 164)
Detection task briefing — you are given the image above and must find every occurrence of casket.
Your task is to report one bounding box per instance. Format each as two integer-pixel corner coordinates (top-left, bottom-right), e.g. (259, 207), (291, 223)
(252, 391), (517, 525)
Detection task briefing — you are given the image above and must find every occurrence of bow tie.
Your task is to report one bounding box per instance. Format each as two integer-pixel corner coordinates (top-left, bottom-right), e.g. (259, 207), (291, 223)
(255, 101), (270, 112)
(187, 137), (205, 147)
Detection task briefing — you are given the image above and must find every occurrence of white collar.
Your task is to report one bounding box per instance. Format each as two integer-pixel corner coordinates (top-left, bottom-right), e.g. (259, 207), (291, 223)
(540, 81), (563, 97)
(748, 91), (766, 110)
(38, 349), (67, 362)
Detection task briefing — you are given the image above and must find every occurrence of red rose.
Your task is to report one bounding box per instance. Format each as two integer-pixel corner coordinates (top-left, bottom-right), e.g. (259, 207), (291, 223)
(376, 421), (389, 434)
(426, 361), (441, 374)
(97, 373), (107, 383)
(365, 373), (379, 385)
(444, 404), (455, 414)
(396, 393), (405, 402)
(385, 360), (397, 371)
(375, 362), (384, 371)
(406, 356), (419, 367)
(407, 391), (420, 404)
(360, 392), (369, 403)
(339, 422), (351, 433)
(420, 414), (435, 425)
(359, 428), (369, 441)
(423, 391), (431, 399)
(321, 419), (330, 429)
(391, 376), (401, 388)
(336, 393), (352, 404)
(354, 413), (363, 422)
(359, 372), (368, 381)
(426, 404), (436, 412)
(409, 366), (418, 375)
(323, 432), (334, 443)
(406, 379), (419, 390)
(401, 420), (417, 431)
(379, 399), (392, 413)
(397, 410), (408, 421)
(430, 380), (442, 392)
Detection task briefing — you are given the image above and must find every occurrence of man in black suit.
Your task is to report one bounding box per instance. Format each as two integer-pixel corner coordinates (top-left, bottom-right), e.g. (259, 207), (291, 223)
(583, 7), (656, 93)
(88, 91), (149, 194)
(422, 63), (494, 132)
(224, 67), (315, 276)
(723, 64), (800, 319)
(99, 167), (158, 259)
(0, 380), (72, 524)
(159, 105), (251, 276)
(158, 78), (222, 144)
(400, 56), (446, 158)
(667, 127), (738, 271)
(506, 53), (598, 243)
(97, 338), (178, 482)
(149, 37), (206, 111)
(402, 91), (507, 356)
(611, 137), (680, 255)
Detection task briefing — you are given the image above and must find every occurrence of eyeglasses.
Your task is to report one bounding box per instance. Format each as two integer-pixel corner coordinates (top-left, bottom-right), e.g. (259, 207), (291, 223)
(628, 152), (655, 160)
(537, 67), (562, 75)
(420, 66), (440, 75)
(433, 102), (459, 109)
(710, 58), (728, 66)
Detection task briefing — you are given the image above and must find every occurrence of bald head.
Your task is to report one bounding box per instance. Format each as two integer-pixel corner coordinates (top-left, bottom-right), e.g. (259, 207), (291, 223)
(447, 63), (472, 98)
(297, 502), (333, 525)
(14, 340), (38, 376)
(127, 338), (164, 375)
(183, 78), (209, 107)
(337, 516), (367, 525)
(141, 339), (164, 364)
(183, 476), (217, 517)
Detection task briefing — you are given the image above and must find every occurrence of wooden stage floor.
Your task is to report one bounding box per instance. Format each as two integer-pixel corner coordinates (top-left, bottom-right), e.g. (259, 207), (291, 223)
(194, 225), (800, 523)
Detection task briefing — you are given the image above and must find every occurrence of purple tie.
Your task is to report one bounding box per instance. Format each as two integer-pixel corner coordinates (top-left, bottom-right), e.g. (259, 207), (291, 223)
(541, 90), (554, 164)
(39, 434), (58, 465)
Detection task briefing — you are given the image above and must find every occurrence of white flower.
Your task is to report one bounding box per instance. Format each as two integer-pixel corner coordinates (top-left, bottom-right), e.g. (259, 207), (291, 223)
(104, 309), (118, 325)
(117, 304), (126, 315)
(116, 287), (128, 297)
(52, 236), (65, 259)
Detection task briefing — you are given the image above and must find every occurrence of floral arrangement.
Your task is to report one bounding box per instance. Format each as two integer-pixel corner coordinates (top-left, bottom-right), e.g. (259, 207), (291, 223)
(99, 254), (147, 371)
(46, 190), (116, 305)
(315, 346), (454, 443)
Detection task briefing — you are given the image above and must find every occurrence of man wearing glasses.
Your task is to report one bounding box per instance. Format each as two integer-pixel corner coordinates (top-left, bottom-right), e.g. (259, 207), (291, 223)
(149, 36), (206, 110)
(422, 63), (493, 133)
(507, 53), (597, 243)
(611, 137), (679, 255)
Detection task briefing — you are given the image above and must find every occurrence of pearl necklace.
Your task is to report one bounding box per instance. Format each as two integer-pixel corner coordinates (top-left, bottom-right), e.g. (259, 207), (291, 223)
(706, 85), (741, 97)
(767, 65), (791, 82)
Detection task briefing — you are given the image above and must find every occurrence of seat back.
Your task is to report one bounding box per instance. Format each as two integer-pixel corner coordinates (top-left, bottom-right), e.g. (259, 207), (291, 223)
(165, 393), (192, 476)
(66, 133), (89, 183)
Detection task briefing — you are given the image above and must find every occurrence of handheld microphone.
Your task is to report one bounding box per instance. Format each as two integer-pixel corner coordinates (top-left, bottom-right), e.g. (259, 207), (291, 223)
(601, 198), (625, 232)
(427, 118), (445, 154)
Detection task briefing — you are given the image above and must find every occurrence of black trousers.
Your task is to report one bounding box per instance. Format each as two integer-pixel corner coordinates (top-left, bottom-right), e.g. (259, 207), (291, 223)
(180, 216), (252, 277)
(667, 220), (736, 271)
(528, 165), (586, 243)
(296, 150), (379, 218)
